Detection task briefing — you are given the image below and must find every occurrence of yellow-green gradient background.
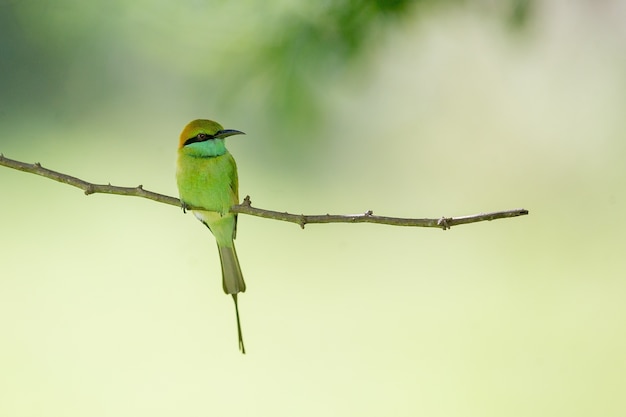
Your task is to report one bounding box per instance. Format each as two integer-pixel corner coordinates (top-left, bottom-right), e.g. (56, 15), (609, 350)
(1, 1), (625, 416)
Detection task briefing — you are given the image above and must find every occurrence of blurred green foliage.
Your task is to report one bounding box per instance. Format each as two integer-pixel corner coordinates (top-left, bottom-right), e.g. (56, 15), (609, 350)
(0, 0), (532, 144)
(509, 0), (532, 28)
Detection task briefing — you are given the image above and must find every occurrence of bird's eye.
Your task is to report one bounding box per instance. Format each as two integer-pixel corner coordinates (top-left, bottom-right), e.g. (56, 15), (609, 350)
(197, 133), (208, 140)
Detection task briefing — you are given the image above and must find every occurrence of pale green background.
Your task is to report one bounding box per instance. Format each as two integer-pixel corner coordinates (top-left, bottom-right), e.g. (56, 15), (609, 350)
(1, 1), (625, 416)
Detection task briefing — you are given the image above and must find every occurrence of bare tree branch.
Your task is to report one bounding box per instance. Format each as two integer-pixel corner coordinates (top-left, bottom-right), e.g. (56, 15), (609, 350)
(0, 154), (528, 229)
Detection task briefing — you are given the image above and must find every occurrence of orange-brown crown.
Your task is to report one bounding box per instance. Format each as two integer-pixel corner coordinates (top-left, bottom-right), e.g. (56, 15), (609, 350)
(178, 119), (225, 149)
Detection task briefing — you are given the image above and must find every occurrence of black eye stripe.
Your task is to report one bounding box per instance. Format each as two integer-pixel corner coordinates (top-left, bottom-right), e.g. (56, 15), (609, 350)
(183, 133), (215, 146)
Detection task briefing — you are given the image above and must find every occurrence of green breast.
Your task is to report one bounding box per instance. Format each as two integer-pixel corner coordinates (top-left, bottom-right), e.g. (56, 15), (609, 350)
(176, 151), (238, 214)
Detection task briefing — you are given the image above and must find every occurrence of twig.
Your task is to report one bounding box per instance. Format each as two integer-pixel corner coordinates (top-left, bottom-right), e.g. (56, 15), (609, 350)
(0, 154), (528, 229)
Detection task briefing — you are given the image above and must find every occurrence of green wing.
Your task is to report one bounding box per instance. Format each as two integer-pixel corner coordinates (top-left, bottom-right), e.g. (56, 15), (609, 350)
(229, 152), (239, 240)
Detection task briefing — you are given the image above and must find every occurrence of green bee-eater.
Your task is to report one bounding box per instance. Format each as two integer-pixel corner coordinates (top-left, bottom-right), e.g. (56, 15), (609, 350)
(176, 119), (246, 353)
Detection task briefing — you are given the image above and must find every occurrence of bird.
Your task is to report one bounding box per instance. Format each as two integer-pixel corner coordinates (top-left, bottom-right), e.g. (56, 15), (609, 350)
(176, 119), (247, 353)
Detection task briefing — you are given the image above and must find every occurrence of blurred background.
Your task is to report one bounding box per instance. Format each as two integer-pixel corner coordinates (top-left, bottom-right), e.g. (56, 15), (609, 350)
(1, 0), (625, 416)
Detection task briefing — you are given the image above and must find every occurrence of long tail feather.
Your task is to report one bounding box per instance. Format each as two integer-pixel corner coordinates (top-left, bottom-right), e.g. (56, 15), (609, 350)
(232, 294), (245, 354)
(218, 245), (246, 294)
(218, 244), (246, 353)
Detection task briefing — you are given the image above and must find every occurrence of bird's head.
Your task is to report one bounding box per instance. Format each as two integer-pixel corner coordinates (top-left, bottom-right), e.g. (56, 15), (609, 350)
(178, 119), (245, 157)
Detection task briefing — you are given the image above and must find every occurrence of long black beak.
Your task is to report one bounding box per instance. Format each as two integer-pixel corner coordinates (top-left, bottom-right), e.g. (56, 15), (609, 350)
(215, 129), (245, 139)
